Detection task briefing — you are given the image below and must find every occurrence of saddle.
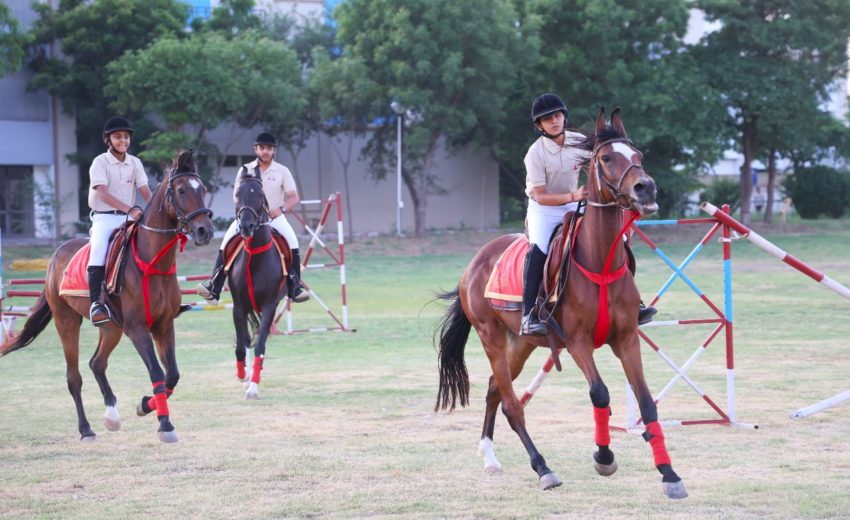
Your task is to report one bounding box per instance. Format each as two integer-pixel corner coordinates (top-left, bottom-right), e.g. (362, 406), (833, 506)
(222, 231), (290, 276)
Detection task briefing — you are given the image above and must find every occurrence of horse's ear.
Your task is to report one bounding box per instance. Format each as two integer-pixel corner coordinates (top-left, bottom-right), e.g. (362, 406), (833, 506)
(610, 107), (629, 140)
(176, 149), (196, 174)
(595, 107), (606, 133)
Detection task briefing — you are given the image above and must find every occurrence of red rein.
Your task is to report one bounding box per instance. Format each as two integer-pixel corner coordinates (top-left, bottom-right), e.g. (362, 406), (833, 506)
(243, 236), (273, 312)
(131, 231), (188, 328)
(572, 210), (641, 347)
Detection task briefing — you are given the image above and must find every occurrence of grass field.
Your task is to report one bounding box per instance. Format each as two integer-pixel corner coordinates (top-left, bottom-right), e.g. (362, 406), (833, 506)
(1, 222), (849, 519)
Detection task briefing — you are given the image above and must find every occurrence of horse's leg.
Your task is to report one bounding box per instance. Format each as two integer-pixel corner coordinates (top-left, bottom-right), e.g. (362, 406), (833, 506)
(478, 374), (503, 473)
(616, 338), (687, 499)
(483, 329), (560, 490)
(232, 311), (255, 395)
(88, 325), (123, 432)
(567, 342), (618, 477)
(245, 304), (276, 400)
(125, 325), (178, 443)
(139, 323), (180, 427)
(54, 307), (95, 441)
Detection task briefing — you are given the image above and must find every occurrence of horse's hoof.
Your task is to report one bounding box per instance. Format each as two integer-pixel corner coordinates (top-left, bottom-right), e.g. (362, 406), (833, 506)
(80, 433), (97, 443)
(158, 430), (179, 443)
(663, 479), (688, 499)
(594, 459), (618, 476)
(538, 472), (562, 490)
(103, 407), (121, 431)
(245, 382), (259, 400)
(484, 463), (503, 474)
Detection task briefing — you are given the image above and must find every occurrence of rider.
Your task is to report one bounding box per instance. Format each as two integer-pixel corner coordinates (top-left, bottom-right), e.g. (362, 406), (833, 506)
(197, 132), (309, 304)
(520, 93), (656, 336)
(87, 116), (153, 326)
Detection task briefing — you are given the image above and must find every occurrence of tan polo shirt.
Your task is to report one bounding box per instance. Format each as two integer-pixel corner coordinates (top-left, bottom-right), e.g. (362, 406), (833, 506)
(232, 159), (297, 210)
(524, 131), (588, 199)
(88, 151), (149, 211)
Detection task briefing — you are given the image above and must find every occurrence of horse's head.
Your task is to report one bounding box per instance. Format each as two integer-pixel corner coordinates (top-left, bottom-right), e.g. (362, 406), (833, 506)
(164, 150), (214, 245)
(588, 108), (658, 216)
(234, 171), (268, 239)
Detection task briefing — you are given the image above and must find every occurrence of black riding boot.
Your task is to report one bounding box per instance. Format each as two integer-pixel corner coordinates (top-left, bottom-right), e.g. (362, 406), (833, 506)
(638, 300), (657, 325)
(288, 249), (310, 303)
(197, 250), (227, 304)
(520, 244), (548, 336)
(87, 266), (110, 326)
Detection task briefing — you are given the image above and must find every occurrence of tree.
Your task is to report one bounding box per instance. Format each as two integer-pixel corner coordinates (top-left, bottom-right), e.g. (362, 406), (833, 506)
(105, 32), (304, 205)
(0, 1), (26, 77)
(310, 50), (382, 239)
(334, 0), (520, 236)
(497, 0), (729, 219)
(27, 0), (188, 213)
(692, 0), (850, 225)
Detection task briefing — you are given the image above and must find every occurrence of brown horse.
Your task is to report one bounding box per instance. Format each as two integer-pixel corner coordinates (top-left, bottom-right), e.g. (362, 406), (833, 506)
(0, 150), (213, 443)
(435, 109), (687, 499)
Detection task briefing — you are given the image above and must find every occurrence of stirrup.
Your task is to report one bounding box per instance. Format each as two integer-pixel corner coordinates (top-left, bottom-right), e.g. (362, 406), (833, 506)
(90, 302), (111, 327)
(290, 283), (310, 303)
(520, 313), (548, 336)
(196, 281), (220, 305)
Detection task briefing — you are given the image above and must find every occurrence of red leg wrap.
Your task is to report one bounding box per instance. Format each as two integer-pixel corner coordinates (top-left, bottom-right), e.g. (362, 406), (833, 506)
(594, 406), (611, 446)
(237, 360), (247, 380)
(645, 421), (672, 467)
(155, 392), (169, 418)
(250, 356), (263, 384)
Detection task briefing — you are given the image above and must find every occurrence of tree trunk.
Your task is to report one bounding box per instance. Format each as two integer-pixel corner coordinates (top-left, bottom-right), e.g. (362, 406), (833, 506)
(413, 132), (441, 237)
(739, 116), (758, 226)
(764, 146), (777, 224)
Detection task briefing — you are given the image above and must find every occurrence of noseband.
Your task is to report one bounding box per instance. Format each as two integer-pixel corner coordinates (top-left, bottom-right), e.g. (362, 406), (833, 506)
(142, 170), (213, 236)
(589, 138), (646, 210)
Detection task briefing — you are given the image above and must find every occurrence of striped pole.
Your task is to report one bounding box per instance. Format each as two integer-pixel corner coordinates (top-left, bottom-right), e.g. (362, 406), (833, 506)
(519, 352), (560, 405)
(701, 202), (850, 300)
(335, 192), (349, 329)
(702, 201), (850, 418)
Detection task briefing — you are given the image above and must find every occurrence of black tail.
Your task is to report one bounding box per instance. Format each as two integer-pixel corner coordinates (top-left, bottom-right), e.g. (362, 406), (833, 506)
(0, 292), (53, 357)
(434, 288), (471, 412)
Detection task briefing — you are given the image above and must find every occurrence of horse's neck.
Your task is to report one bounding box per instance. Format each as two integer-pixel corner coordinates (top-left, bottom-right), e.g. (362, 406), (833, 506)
(577, 205), (626, 270)
(249, 222), (272, 246)
(136, 189), (178, 269)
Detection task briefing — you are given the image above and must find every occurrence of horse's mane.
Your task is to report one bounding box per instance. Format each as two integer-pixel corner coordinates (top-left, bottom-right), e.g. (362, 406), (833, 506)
(575, 125), (625, 169)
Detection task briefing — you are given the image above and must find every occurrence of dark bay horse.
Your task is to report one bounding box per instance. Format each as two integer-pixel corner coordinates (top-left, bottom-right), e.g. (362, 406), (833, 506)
(435, 109), (687, 499)
(228, 173), (289, 400)
(0, 150), (213, 443)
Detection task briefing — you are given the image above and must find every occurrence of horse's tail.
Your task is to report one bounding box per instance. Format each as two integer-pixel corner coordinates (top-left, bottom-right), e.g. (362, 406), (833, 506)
(0, 291), (53, 357)
(434, 288), (471, 412)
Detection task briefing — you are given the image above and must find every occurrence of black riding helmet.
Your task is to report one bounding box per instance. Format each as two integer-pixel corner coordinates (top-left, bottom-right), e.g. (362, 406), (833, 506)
(255, 132), (277, 146)
(103, 116), (134, 136)
(531, 93), (568, 124)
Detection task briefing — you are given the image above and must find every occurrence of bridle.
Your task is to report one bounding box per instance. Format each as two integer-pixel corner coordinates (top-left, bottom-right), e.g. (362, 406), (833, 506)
(141, 170), (213, 237)
(587, 138), (646, 210)
(235, 177), (270, 235)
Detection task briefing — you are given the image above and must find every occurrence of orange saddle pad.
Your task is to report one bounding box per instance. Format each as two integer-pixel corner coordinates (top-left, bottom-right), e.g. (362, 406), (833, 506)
(59, 244), (92, 297)
(483, 236), (528, 311)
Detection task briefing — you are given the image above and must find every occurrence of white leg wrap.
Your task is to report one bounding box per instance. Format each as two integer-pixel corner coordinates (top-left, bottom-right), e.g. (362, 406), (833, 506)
(478, 437), (502, 473)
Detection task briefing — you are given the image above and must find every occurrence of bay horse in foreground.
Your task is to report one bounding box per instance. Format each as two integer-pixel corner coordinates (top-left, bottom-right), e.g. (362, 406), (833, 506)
(435, 109), (687, 499)
(227, 172), (290, 400)
(0, 150), (213, 443)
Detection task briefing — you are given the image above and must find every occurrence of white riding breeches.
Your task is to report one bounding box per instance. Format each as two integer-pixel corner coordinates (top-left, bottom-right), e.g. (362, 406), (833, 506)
(526, 199), (578, 254)
(88, 212), (127, 267)
(219, 214), (299, 250)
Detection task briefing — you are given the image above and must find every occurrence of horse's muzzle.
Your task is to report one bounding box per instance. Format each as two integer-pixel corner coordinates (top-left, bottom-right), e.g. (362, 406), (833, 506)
(632, 177), (658, 216)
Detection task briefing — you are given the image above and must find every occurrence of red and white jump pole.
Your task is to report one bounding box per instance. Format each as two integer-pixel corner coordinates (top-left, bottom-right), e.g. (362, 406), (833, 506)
(701, 202), (850, 418)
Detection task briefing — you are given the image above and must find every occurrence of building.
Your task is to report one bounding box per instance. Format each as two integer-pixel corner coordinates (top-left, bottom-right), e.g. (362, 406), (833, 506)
(0, 0), (499, 240)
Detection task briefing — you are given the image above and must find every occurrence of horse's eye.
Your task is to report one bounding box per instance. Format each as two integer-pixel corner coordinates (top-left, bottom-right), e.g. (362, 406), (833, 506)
(601, 155), (610, 162)
(177, 187), (185, 194)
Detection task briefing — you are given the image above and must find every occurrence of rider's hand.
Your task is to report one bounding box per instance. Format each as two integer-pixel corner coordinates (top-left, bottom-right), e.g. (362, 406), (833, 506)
(129, 207), (144, 221)
(573, 185), (588, 202)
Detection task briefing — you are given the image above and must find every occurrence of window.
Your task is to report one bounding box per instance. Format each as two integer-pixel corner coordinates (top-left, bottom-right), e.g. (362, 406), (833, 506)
(0, 165), (35, 237)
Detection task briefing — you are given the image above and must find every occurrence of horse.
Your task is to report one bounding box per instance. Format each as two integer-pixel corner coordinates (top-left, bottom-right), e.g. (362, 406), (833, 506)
(0, 150), (213, 443)
(434, 108), (687, 499)
(227, 172), (290, 400)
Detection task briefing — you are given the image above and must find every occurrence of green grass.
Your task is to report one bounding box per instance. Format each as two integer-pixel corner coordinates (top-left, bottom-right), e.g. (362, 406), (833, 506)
(1, 225), (850, 519)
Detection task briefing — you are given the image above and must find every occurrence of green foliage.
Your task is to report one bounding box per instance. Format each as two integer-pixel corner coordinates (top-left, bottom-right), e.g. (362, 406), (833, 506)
(0, 1), (26, 77)
(106, 32), (304, 190)
(783, 165), (850, 219)
(334, 0), (520, 236)
(699, 178), (741, 213)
